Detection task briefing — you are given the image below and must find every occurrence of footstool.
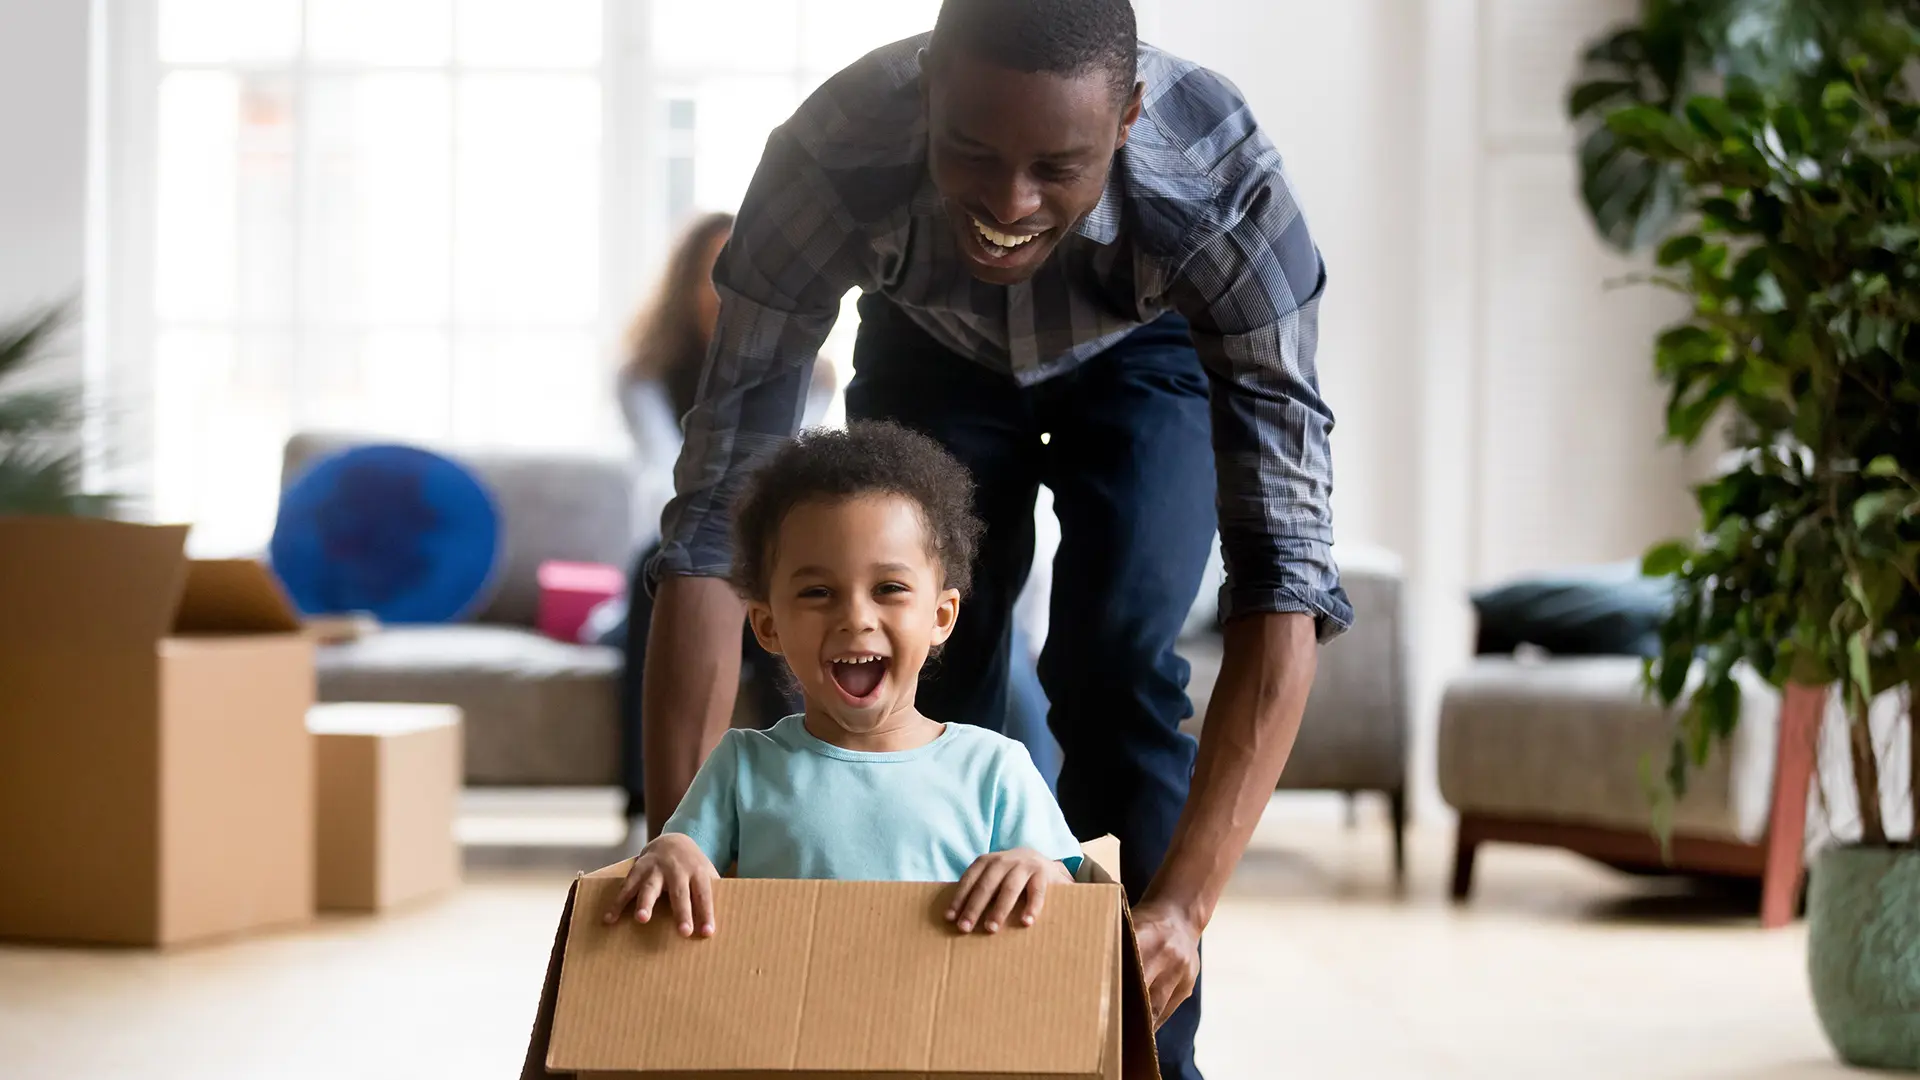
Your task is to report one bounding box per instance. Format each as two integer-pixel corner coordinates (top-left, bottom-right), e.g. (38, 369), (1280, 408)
(1437, 655), (1817, 926)
(309, 703), (464, 912)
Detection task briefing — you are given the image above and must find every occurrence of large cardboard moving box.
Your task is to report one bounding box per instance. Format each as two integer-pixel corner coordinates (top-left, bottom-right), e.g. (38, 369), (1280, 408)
(522, 851), (1161, 1080)
(0, 517), (316, 947)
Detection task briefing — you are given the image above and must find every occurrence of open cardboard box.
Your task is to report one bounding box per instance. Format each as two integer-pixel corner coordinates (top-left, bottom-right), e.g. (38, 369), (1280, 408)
(0, 517), (315, 947)
(522, 836), (1161, 1080)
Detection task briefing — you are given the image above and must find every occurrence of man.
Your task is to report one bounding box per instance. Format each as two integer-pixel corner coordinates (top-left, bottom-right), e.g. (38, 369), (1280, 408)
(643, 0), (1350, 1075)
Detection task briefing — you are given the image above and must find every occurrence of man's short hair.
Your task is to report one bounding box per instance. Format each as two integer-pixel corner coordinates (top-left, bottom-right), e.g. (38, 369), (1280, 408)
(929, 0), (1138, 103)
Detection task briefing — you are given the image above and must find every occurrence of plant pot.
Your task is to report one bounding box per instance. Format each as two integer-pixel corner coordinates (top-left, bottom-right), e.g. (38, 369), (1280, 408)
(1807, 846), (1920, 1070)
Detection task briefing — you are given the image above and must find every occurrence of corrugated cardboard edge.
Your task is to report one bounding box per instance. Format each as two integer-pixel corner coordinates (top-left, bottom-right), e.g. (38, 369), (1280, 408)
(1075, 842), (1163, 1080)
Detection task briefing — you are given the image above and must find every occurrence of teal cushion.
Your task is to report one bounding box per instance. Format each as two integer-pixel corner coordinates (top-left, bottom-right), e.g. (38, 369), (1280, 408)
(1471, 563), (1673, 658)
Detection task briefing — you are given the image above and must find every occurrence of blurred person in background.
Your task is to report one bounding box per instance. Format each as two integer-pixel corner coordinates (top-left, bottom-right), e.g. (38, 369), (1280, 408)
(602, 210), (833, 822)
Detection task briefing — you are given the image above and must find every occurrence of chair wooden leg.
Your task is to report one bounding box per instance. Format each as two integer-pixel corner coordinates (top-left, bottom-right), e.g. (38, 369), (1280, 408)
(1760, 683), (1823, 929)
(1450, 818), (1480, 902)
(1388, 787), (1409, 886)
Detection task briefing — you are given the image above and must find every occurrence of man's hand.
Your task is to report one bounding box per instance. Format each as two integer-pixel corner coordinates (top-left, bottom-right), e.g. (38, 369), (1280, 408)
(604, 833), (722, 937)
(946, 848), (1073, 933)
(1131, 898), (1202, 1027)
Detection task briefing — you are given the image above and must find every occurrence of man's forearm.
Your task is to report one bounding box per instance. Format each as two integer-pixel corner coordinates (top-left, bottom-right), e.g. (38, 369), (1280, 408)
(1143, 611), (1318, 926)
(641, 574), (748, 839)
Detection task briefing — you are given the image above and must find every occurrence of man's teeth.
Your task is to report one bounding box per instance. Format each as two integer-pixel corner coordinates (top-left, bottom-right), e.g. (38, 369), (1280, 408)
(972, 216), (1038, 250)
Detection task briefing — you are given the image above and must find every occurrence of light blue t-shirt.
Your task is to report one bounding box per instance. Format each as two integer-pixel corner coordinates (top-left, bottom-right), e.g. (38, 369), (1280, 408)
(660, 715), (1083, 881)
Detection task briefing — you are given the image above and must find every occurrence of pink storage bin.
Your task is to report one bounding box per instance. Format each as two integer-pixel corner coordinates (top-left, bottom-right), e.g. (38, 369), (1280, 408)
(537, 560), (627, 644)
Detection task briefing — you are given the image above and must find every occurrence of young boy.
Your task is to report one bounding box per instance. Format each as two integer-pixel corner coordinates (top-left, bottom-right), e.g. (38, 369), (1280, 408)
(603, 421), (1083, 938)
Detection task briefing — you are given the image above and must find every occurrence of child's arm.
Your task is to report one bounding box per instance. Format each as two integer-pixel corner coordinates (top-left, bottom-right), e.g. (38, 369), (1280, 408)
(948, 743), (1085, 934)
(604, 731), (743, 934)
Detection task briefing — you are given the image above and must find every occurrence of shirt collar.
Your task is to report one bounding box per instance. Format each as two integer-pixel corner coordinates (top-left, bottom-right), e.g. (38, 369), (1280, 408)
(1072, 164), (1123, 245)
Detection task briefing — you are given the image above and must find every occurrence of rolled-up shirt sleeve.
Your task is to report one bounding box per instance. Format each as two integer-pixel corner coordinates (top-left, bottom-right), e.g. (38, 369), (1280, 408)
(649, 124), (865, 587)
(1168, 163), (1353, 642)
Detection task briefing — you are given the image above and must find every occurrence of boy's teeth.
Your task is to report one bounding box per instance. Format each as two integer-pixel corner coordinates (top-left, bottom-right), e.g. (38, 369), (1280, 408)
(972, 217), (1036, 250)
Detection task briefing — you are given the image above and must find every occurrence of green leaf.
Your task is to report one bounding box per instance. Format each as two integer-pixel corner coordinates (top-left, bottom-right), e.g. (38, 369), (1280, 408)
(1775, 103), (1813, 156)
(1855, 491), (1902, 530)
(0, 301), (73, 383)
(1701, 197), (1746, 228)
(0, 388), (80, 438)
(1657, 650), (1694, 705)
(1822, 81), (1860, 112)
(1848, 562), (1905, 625)
(1738, 358), (1794, 407)
(1847, 630), (1874, 698)
(1865, 456), (1903, 479)
(1569, 79), (1637, 117)
(1607, 106), (1697, 156)
(1657, 234), (1706, 266)
(1685, 95), (1742, 137)
(1644, 539), (1692, 576)
(1729, 246), (1770, 299)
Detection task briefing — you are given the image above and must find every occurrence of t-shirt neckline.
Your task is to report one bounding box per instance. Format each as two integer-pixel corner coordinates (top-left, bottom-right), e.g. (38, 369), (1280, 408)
(776, 714), (954, 763)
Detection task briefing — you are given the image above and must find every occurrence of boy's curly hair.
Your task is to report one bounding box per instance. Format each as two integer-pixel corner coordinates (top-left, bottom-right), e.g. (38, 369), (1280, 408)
(731, 421), (984, 603)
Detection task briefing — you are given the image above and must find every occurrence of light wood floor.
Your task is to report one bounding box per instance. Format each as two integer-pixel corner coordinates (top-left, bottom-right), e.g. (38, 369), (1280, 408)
(0, 795), (1872, 1080)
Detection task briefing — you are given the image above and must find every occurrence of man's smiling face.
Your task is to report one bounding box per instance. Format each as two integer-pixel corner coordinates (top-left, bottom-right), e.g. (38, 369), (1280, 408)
(924, 49), (1142, 285)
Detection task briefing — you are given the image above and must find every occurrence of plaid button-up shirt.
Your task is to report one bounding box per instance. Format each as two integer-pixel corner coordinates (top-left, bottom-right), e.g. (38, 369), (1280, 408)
(654, 35), (1352, 640)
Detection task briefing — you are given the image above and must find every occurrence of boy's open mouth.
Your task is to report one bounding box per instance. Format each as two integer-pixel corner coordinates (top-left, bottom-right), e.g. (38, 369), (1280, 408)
(829, 655), (889, 703)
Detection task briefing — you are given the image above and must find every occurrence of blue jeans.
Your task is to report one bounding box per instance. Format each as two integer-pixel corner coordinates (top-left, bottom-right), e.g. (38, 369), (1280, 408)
(1006, 626), (1059, 791)
(848, 294), (1215, 1080)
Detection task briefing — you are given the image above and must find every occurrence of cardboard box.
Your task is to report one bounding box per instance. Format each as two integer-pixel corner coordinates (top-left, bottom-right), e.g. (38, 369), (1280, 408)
(520, 844), (1161, 1080)
(0, 517), (316, 947)
(310, 702), (463, 912)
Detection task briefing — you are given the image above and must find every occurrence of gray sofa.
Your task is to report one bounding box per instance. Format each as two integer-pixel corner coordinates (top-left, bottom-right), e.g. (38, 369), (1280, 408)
(282, 433), (635, 786)
(1179, 546), (1412, 878)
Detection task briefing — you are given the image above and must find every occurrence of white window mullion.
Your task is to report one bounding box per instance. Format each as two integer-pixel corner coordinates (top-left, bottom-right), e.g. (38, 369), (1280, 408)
(445, 0), (462, 444)
(104, 0), (163, 517)
(287, 0), (312, 443)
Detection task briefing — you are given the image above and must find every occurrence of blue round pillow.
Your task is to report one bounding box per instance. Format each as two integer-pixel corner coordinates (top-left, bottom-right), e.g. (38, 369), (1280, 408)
(270, 443), (502, 624)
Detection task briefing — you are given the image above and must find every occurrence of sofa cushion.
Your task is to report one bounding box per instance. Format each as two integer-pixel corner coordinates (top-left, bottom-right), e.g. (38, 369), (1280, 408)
(1470, 563), (1673, 658)
(315, 625), (620, 786)
(284, 433), (635, 628)
(1436, 656), (1779, 843)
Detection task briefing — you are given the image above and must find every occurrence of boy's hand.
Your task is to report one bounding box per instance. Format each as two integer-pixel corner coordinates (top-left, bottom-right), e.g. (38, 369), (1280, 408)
(947, 848), (1074, 934)
(604, 833), (721, 937)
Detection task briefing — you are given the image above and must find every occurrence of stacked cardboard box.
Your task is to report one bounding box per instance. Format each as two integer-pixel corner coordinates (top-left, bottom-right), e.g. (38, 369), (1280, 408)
(310, 702), (463, 912)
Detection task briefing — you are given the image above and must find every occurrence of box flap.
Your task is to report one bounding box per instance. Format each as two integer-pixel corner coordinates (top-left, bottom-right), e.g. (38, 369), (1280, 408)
(0, 517), (189, 645)
(544, 865), (1119, 1077)
(174, 560), (302, 634)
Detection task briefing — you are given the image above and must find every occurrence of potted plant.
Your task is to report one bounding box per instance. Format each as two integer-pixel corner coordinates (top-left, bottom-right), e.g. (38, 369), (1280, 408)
(1574, 3), (1919, 1068)
(0, 299), (112, 516)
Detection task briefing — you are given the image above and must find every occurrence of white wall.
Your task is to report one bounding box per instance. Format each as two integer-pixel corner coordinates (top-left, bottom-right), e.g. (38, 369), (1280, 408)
(1156, 0), (1700, 818)
(1152, 0), (1424, 563)
(0, 0), (92, 336)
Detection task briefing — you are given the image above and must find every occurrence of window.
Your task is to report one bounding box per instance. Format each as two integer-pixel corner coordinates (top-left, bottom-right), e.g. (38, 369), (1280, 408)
(112, 0), (942, 555)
